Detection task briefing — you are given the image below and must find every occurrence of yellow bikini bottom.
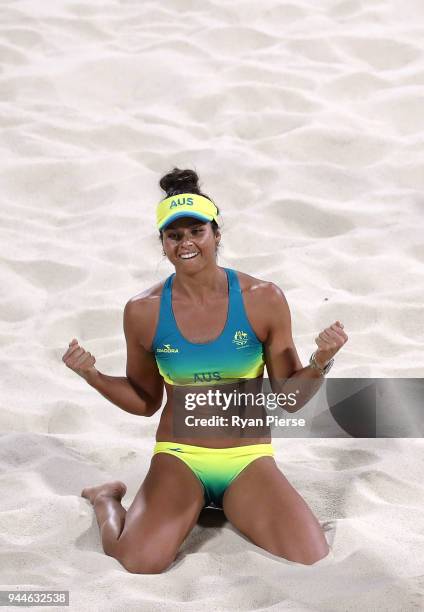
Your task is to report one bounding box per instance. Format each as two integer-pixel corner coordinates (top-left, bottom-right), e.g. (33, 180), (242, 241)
(153, 442), (275, 508)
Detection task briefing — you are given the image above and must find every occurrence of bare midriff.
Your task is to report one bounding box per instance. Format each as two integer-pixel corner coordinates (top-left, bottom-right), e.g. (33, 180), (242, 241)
(155, 379), (272, 448)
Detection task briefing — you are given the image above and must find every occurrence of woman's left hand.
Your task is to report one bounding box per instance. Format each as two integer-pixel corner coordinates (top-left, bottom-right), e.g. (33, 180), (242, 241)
(314, 321), (348, 367)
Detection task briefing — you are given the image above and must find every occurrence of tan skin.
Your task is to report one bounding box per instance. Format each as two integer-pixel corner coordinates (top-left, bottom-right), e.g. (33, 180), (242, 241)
(63, 217), (348, 573)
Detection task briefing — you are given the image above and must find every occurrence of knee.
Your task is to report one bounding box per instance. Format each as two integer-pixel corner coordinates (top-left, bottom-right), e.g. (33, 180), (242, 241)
(268, 526), (330, 566)
(119, 551), (175, 575)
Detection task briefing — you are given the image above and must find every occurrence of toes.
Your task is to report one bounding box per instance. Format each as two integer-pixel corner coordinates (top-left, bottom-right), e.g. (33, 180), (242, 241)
(80, 487), (95, 502)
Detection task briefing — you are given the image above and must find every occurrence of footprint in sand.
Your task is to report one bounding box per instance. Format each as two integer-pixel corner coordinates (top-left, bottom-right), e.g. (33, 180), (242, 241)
(307, 446), (380, 471)
(3, 258), (87, 292)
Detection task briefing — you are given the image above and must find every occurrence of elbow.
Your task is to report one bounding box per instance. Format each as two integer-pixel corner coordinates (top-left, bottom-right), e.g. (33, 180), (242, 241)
(283, 405), (300, 414)
(144, 394), (164, 417)
(143, 405), (158, 418)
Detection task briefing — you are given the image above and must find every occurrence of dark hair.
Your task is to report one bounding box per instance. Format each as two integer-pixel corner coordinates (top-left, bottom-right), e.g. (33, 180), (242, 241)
(158, 167), (220, 239)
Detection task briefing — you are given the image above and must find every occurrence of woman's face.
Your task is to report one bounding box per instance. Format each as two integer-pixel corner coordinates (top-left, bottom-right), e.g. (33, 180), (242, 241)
(162, 218), (220, 270)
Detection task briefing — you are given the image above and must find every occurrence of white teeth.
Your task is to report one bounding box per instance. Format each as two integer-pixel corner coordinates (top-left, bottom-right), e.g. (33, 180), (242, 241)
(180, 252), (198, 259)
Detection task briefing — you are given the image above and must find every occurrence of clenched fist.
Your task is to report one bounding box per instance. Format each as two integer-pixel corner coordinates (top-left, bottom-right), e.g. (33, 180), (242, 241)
(314, 321), (348, 367)
(62, 338), (98, 382)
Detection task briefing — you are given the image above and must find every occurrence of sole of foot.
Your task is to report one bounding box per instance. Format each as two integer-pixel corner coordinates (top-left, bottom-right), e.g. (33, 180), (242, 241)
(81, 480), (127, 505)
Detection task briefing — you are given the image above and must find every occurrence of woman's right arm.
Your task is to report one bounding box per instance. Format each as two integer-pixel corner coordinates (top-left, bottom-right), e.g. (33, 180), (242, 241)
(62, 299), (164, 417)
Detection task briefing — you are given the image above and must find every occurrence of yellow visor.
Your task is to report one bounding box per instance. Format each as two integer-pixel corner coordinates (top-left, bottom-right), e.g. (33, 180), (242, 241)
(157, 193), (218, 230)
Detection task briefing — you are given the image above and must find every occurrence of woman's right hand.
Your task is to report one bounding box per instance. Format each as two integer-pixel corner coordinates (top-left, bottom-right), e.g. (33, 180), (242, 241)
(62, 338), (98, 382)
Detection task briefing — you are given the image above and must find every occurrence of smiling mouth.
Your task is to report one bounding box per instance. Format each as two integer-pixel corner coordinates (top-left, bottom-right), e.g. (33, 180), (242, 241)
(179, 252), (199, 260)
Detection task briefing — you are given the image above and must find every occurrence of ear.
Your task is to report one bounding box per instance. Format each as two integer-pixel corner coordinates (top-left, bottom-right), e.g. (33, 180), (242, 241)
(215, 230), (221, 244)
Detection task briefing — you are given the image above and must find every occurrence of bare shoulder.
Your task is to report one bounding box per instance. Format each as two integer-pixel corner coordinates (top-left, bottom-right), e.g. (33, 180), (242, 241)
(124, 280), (165, 350)
(235, 270), (289, 342)
(236, 270), (286, 306)
(127, 280), (164, 305)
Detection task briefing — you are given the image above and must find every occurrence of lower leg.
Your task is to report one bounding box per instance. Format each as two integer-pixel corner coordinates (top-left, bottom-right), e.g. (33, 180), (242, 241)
(81, 480), (127, 556)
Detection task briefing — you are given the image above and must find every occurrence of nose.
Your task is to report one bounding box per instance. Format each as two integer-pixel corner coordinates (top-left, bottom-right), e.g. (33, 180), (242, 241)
(180, 231), (194, 245)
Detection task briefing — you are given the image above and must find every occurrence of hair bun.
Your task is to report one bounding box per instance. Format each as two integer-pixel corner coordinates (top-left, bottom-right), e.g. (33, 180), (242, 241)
(159, 167), (200, 197)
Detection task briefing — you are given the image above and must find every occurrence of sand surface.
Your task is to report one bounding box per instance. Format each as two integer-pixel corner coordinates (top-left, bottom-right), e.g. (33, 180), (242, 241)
(1, 0), (424, 610)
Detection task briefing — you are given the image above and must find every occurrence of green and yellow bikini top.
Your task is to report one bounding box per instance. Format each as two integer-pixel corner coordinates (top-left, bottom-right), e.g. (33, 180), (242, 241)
(152, 267), (265, 386)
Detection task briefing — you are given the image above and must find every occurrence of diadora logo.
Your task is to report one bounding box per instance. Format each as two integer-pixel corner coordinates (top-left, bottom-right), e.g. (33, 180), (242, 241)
(193, 371), (221, 383)
(157, 343), (179, 353)
(232, 330), (249, 347)
(169, 196), (194, 209)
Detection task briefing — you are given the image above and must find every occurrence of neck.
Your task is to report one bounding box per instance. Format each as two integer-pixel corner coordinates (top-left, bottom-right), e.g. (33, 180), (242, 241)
(173, 264), (227, 304)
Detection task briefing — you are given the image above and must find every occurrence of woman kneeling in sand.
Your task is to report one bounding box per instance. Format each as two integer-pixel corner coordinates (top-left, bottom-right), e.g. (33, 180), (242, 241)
(62, 168), (348, 574)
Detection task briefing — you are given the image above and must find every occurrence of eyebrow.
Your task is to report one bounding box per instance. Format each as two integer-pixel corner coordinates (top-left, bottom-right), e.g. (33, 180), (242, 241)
(166, 223), (205, 232)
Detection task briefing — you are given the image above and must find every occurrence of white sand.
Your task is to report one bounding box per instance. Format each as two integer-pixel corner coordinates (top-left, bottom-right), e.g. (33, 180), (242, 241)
(1, 0), (424, 610)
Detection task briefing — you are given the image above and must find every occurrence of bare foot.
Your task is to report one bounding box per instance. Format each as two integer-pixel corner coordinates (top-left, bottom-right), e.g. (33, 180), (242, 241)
(81, 480), (127, 505)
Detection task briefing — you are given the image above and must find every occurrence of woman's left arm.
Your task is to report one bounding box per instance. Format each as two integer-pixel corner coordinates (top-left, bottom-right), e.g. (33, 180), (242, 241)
(262, 283), (348, 412)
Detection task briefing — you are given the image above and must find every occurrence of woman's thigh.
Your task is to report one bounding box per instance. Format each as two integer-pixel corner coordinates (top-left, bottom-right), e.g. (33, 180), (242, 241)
(115, 453), (205, 573)
(222, 456), (329, 565)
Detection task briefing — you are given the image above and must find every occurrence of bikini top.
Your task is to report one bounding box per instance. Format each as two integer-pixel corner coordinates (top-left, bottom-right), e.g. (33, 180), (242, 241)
(151, 267), (265, 386)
